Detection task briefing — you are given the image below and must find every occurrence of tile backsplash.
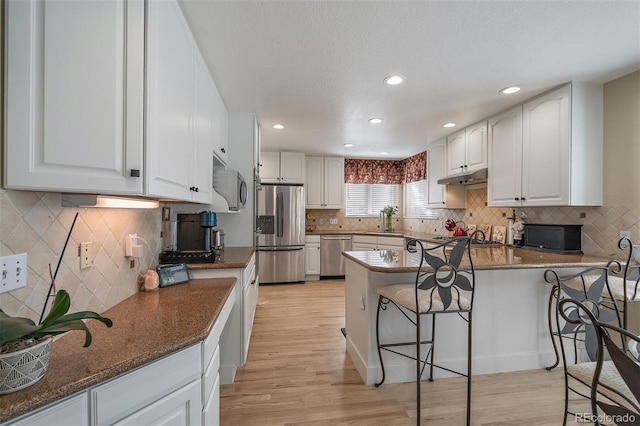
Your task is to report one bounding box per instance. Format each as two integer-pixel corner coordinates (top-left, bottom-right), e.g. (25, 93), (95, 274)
(0, 189), (161, 321)
(307, 186), (639, 259)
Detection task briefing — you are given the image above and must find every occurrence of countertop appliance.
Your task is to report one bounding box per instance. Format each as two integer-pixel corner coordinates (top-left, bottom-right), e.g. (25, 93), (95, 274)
(256, 184), (305, 284)
(320, 235), (352, 278)
(159, 213), (221, 264)
(522, 223), (583, 254)
(213, 169), (247, 211)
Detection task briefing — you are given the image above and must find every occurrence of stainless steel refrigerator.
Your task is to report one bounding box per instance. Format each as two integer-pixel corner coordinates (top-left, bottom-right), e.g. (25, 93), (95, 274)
(256, 184), (305, 284)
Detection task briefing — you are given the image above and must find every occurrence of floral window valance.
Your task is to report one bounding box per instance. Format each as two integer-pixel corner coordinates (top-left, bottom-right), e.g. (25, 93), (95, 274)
(344, 151), (426, 184)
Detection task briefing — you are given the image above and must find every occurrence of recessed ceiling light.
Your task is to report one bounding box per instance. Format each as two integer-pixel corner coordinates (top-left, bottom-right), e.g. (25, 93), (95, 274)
(273, 124), (284, 129)
(499, 86), (521, 95)
(343, 143), (354, 148)
(443, 122), (456, 128)
(380, 151), (389, 155)
(384, 75), (404, 86)
(368, 118), (383, 124)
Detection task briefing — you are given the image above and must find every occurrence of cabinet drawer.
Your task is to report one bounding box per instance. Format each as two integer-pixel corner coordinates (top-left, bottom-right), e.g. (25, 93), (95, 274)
(378, 237), (404, 247)
(305, 235), (321, 243)
(202, 344), (220, 404)
(352, 235), (377, 244)
(91, 345), (201, 426)
(8, 392), (88, 426)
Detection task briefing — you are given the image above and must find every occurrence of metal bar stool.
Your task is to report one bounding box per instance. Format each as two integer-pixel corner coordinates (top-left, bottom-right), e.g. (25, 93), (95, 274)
(374, 234), (478, 425)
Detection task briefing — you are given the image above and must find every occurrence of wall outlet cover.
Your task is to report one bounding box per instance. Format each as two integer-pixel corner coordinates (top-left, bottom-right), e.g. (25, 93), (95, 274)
(0, 253), (27, 294)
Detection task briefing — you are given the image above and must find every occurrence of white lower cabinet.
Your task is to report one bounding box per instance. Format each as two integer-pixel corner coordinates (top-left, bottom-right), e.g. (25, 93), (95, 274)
(114, 380), (202, 426)
(7, 393), (88, 426)
(305, 235), (321, 276)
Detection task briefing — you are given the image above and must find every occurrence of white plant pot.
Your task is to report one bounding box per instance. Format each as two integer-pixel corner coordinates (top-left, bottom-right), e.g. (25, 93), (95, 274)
(0, 337), (52, 394)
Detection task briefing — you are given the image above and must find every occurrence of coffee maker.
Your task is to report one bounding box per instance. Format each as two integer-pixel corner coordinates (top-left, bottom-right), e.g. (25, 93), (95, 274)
(160, 211), (224, 264)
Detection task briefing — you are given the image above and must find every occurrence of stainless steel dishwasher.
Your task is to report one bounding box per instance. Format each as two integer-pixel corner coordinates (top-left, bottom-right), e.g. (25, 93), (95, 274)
(320, 235), (352, 278)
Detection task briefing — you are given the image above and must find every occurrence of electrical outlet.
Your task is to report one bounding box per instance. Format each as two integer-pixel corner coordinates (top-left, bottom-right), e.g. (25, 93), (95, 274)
(80, 242), (93, 269)
(125, 234), (137, 257)
(329, 218), (338, 225)
(319, 219), (324, 225)
(620, 230), (631, 242)
(0, 253), (27, 294)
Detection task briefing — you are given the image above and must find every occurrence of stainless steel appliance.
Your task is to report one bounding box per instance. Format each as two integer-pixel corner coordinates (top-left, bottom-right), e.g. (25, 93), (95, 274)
(320, 235), (352, 278)
(213, 169), (248, 211)
(256, 184), (305, 284)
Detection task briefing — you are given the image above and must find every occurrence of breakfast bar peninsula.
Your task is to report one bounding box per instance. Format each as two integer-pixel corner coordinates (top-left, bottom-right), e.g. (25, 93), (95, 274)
(342, 244), (610, 385)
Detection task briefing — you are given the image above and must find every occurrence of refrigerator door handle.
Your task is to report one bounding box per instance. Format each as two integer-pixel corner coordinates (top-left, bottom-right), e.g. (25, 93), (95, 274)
(277, 191), (284, 238)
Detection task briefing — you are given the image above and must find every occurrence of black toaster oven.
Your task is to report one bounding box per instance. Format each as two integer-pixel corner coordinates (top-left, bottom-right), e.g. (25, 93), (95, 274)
(522, 223), (583, 254)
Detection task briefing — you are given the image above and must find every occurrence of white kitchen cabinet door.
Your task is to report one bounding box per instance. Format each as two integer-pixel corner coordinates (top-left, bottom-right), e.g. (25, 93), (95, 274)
(427, 140), (466, 209)
(446, 130), (466, 176)
(465, 121), (488, 172)
(191, 49), (215, 204)
(259, 152), (281, 183)
(113, 380), (202, 426)
(212, 86), (229, 165)
(427, 140), (446, 207)
(522, 86), (571, 206)
(305, 242), (321, 275)
(305, 157), (324, 208)
(305, 157), (344, 209)
(146, 0), (194, 201)
(487, 106), (523, 207)
(323, 157), (345, 208)
(280, 152), (306, 183)
(5, 0), (144, 194)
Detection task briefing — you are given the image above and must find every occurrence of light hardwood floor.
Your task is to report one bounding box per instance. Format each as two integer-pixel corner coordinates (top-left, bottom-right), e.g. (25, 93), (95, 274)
(220, 280), (589, 425)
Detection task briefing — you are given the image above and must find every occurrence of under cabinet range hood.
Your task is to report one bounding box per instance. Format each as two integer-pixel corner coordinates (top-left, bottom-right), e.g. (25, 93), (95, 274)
(437, 168), (488, 185)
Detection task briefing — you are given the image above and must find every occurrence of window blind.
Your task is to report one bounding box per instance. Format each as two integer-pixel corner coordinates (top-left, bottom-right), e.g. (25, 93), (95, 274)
(404, 180), (439, 218)
(345, 184), (400, 217)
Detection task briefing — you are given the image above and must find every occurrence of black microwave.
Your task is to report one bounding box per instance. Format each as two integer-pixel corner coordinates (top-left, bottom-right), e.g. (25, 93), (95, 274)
(522, 224), (583, 255)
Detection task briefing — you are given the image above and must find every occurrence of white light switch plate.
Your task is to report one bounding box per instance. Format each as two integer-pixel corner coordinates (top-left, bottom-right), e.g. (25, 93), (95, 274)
(0, 253), (27, 293)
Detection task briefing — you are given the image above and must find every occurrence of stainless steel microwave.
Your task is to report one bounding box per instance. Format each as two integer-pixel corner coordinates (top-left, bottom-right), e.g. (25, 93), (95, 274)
(212, 169), (247, 211)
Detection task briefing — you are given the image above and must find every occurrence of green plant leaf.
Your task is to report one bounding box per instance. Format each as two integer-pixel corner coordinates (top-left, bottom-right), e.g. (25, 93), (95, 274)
(36, 320), (93, 347)
(0, 312), (39, 345)
(39, 290), (71, 328)
(49, 311), (113, 328)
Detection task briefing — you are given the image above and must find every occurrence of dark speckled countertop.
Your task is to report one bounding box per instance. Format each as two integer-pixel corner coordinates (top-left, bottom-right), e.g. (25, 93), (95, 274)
(0, 278), (235, 424)
(186, 246), (254, 270)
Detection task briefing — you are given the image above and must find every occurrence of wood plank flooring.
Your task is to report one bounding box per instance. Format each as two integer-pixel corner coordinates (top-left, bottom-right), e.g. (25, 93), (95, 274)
(220, 280), (589, 425)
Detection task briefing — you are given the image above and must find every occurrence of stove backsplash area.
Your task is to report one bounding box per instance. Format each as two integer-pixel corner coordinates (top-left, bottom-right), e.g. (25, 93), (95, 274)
(0, 190), (162, 321)
(307, 187), (638, 259)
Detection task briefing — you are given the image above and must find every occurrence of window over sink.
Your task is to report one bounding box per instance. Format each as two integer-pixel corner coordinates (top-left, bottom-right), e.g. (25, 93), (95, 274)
(345, 183), (400, 217)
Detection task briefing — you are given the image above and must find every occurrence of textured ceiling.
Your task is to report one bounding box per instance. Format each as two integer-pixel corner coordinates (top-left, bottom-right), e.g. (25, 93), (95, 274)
(179, 0), (640, 160)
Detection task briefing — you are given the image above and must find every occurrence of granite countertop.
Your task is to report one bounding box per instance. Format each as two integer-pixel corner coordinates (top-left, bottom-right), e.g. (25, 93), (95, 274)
(0, 278), (236, 423)
(343, 246), (611, 273)
(186, 246), (254, 270)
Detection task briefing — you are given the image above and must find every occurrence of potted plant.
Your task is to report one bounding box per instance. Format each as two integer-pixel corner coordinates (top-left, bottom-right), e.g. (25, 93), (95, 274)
(0, 289), (112, 394)
(381, 205), (398, 233)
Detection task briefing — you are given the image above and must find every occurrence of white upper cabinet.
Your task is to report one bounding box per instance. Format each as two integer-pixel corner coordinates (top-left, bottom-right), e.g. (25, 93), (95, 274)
(4, 0), (145, 194)
(305, 157), (344, 209)
(446, 121), (487, 176)
(487, 106), (523, 207)
(260, 152), (305, 184)
(146, 0), (217, 203)
(212, 86), (229, 165)
(488, 83), (603, 207)
(427, 140), (466, 209)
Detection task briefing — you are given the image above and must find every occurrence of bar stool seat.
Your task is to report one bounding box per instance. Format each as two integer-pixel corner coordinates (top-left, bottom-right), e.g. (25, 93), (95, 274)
(377, 284), (471, 313)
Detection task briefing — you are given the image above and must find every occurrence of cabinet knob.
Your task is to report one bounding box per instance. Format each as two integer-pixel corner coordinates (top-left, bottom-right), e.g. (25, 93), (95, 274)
(130, 169), (140, 177)
(442, 202), (445, 204)
(515, 197), (520, 201)
(221, 148), (226, 153)
(195, 187), (199, 192)
(521, 197), (525, 201)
